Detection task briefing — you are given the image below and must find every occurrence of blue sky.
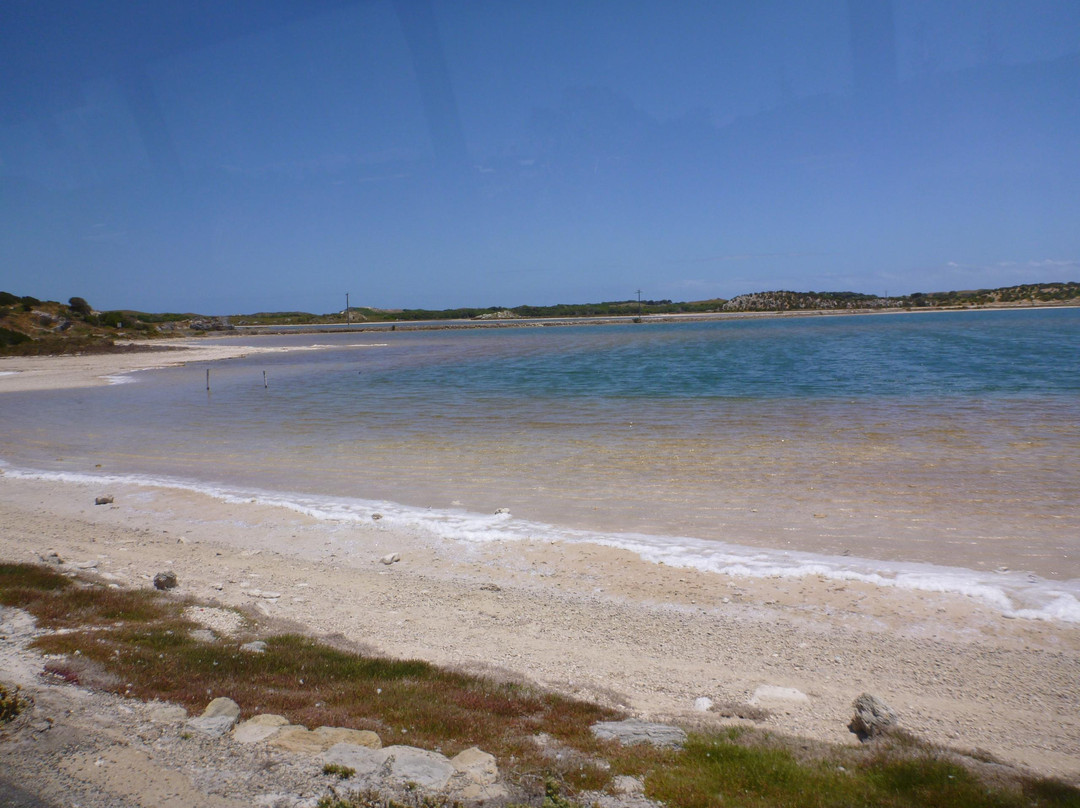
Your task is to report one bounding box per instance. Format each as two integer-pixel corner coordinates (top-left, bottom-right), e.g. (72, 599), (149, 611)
(1, 0), (1078, 314)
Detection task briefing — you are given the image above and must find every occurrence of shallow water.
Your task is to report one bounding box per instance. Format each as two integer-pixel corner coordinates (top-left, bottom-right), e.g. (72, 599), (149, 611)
(2, 308), (1079, 617)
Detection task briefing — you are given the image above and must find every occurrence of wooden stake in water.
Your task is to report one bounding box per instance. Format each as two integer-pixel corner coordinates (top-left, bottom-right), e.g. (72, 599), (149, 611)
(263, 370), (267, 388)
(206, 368), (210, 391)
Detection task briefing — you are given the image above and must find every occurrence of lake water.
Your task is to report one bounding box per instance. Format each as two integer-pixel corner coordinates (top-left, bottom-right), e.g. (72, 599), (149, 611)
(3, 307), (1079, 620)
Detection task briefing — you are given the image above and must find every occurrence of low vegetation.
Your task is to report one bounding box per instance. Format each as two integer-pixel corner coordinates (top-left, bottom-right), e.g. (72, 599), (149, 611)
(2, 282), (1077, 353)
(0, 683), (24, 724)
(1, 561), (1077, 807)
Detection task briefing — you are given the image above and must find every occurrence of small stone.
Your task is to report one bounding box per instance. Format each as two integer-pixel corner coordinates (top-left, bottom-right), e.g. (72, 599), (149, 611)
(371, 513), (383, 521)
(479, 583), (501, 592)
(240, 640), (268, 653)
(494, 507), (510, 515)
(94, 496), (114, 505)
(201, 697), (241, 719)
(379, 553), (401, 565)
(40, 551), (63, 566)
(849, 693), (898, 741)
(694, 696), (714, 712)
(153, 571), (178, 590)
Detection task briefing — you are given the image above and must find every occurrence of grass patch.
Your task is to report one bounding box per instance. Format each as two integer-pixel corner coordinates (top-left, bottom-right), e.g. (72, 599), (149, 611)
(323, 763), (356, 779)
(2, 562), (1078, 808)
(0, 683), (25, 723)
(607, 731), (1080, 808)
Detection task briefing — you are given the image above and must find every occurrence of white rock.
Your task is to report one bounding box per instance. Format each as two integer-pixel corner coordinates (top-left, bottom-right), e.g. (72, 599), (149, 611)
(202, 697), (241, 719)
(694, 696), (714, 712)
(186, 714), (238, 738)
(233, 714), (290, 743)
(379, 553), (401, 565)
(451, 747), (498, 786)
(749, 685), (809, 706)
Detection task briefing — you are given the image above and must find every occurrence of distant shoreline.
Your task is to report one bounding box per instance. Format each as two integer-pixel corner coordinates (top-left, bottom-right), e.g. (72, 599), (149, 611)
(229, 299), (1080, 336)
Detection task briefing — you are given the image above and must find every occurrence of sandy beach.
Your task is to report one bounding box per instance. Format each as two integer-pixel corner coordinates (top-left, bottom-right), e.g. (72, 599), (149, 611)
(1, 343), (1078, 785)
(0, 471), (1077, 783)
(0, 339), (312, 392)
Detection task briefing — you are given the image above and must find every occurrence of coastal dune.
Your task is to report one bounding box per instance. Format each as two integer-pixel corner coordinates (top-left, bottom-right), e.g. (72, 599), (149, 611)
(0, 473), (1076, 782)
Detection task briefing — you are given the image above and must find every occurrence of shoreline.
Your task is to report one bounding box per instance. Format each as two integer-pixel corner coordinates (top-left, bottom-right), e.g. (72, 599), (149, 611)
(2, 303), (1076, 395)
(228, 299), (1080, 335)
(0, 338), (382, 393)
(0, 473), (1077, 782)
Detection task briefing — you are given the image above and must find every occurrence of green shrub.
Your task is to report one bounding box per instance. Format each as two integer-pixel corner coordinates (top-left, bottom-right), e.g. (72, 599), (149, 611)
(0, 683), (24, 723)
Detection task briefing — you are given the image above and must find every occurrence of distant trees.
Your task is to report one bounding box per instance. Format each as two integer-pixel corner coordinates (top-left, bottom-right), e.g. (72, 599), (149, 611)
(68, 296), (92, 317)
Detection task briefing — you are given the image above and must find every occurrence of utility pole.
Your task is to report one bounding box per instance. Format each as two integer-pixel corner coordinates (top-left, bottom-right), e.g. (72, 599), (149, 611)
(636, 289), (643, 318)
(345, 292), (350, 324)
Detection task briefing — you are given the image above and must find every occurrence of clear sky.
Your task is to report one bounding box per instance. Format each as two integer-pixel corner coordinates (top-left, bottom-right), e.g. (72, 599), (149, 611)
(1, 0), (1078, 314)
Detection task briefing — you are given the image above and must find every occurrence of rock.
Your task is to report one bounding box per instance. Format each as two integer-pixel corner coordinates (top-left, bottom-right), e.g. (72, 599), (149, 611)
(749, 685), (809, 706)
(494, 507), (510, 515)
(189, 629), (216, 643)
(40, 550), (63, 565)
(693, 696), (714, 712)
(377, 746), (456, 791)
(268, 725), (380, 755)
(186, 714), (238, 737)
(321, 743), (457, 791)
(479, 583), (501, 592)
(73, 560), (98, 569)
(456, 782), (510, 802)
(320, 743), (384, 778)
(145, 703), (188, 723)
(153, 571), (178, 590)
(94, 496), (114, 505)
(849, 693), (898, 741)
(590, 719), (687, 748)
(202, 697), (241, 720)
(450, 747), (498, 786)
(612, 775), (645, 795)
(371, 513), (383, 521)
(379, 553), (401, 565)
(314, 727), (381, 750)
(233, 714), (290, 743)
(240, 641), (268, 653)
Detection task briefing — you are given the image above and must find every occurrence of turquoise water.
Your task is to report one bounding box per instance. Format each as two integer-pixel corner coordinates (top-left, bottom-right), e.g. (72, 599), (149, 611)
(3, 308), (1079, 616)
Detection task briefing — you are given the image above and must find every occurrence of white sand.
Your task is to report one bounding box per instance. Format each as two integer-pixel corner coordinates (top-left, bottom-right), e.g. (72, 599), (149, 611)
(0, 473), (1076, 782)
